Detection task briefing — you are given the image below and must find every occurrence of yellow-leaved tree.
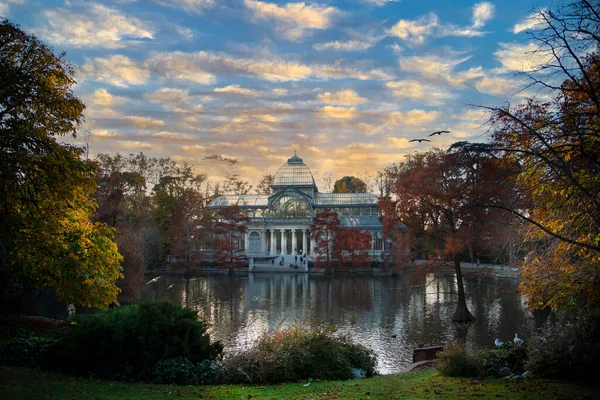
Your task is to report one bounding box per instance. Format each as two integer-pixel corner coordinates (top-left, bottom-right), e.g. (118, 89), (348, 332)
(488, 0), (600, 311)
(0, 19), (122, 309)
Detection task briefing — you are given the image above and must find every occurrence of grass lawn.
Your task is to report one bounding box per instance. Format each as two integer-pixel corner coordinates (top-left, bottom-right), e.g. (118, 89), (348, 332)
(2, 366), (598, 400)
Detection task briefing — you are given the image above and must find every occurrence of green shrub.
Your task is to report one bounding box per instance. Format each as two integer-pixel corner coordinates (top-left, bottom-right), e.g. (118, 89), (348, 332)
(526, 312), (600, 382)
(0, 336), (58, 367)
(150, 357), (220, 385)
(43, 301), (223, 381)
(481, 341), (528, 377)
(221, 326), (376, 384)
(0, 317), (31, 339)
(435, 342), (482, 378)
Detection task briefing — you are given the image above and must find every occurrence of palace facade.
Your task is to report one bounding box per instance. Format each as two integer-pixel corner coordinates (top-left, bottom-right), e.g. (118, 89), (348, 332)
(207, 154), (387, 257)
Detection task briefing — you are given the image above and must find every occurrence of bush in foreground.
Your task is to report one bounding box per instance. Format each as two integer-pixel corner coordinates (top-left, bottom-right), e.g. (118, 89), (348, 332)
(221, 326), (376, 384)
(435, 342), (483, 378)
(526, 312), (600, 383)
(481, 341), (528, 377)
(42, 302), (223, 382)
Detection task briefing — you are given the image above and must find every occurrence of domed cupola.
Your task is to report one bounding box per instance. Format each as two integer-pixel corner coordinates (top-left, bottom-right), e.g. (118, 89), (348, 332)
(271, 153), (317, 190)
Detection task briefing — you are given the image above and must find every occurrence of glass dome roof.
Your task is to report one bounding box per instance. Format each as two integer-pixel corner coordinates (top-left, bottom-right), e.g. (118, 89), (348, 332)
(272, 154), (316, 187)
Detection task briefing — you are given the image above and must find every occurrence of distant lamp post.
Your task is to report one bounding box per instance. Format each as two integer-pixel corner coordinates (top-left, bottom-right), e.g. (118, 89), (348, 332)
(372, 237), (375, 260)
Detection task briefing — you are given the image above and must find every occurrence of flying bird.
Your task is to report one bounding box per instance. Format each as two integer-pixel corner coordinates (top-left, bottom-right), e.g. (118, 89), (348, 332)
(409, 139), (431, 143)
(428, 130), (450, 137)
(145, 276), (162, 285)
(166, 283), (175, 291)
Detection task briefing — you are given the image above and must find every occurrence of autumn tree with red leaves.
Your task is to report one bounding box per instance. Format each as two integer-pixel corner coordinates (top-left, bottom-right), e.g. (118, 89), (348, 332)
(335, 228), (372, 268)
(380, 143), (519, 322)
(311, 209), (340, 264)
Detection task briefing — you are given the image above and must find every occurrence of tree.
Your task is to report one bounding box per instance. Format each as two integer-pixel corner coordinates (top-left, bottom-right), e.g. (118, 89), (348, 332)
(334, 228), (372, 268)
(0, 20), (122, 309)
(255, 173), (274, 194)
(212, 206), (249, 271)
(311, 209), (341, 264)
(333, 176), (368, 193)
(380, 145), (518, 322)
(222, 173), (253, 195)
(488, 0), (600, 311)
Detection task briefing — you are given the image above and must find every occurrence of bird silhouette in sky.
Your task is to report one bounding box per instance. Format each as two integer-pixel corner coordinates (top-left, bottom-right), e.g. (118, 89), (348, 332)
(428, 130), (450, 137)
(409, 138), (431, 143)
(203, 153), (238, 166)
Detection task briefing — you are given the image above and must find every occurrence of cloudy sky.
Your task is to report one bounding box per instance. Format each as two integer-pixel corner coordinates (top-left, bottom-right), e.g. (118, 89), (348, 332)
(2, 0), (549, 190)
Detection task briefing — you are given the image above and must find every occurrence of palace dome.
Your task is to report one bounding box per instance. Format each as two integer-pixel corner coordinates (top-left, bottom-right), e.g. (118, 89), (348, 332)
(272, 154), (316, 187)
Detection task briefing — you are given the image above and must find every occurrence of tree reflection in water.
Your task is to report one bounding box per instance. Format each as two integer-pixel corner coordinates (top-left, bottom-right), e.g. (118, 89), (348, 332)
(141, 272), (535, 374)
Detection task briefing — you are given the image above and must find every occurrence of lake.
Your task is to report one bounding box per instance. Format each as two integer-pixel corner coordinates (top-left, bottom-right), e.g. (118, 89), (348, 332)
(141, 271), (536, 374)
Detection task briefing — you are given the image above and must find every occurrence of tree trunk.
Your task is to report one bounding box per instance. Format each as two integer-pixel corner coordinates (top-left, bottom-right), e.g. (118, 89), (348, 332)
(452, 257), (475, 323)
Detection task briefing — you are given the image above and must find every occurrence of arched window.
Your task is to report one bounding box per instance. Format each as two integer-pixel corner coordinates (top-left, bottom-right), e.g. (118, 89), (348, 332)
(249, 232), (260, 253)
(270, 194), (310, 219)
(255, 209), (264, 218)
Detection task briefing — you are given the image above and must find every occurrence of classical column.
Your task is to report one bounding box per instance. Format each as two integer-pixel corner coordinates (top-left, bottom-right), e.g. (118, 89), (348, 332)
(244, 231), (249, 253)
(260, 229), (266, 254)
(270, 230), (275, 255)
(291, 229), (297, 254)
(302, 229), (307, 256)
(310, 237), (315, 255)
(280, 229), (286, 255)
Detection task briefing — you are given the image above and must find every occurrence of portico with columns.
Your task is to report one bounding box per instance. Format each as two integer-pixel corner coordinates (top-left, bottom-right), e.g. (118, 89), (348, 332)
(207, 153), (386, 260)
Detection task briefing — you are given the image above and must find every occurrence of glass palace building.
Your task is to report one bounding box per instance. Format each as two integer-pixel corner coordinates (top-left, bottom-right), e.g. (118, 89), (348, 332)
(207, 154), (387, 258)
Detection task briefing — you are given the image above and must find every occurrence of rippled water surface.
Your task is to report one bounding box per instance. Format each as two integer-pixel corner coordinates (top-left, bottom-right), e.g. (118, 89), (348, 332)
(141, 272), (535, 374)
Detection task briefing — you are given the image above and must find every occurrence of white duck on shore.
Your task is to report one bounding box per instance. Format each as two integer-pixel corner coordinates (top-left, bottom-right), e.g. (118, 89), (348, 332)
(514, 333), (523, 344)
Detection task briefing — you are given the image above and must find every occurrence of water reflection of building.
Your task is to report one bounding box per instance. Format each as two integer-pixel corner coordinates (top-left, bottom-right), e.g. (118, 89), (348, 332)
(207, 154), (387, 257)
(141, 273), (535, 373)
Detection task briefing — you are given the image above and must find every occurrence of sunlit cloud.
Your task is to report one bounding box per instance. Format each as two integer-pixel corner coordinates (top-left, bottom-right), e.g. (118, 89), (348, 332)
(388, 3), (495, 46)
(317, 89), (367, 105)
(181, 144), (207, 152)
(214, 84), (257, 96)
(361, 0), (399, 5)
(472, 2), (495, 29)
(493, 42), (551, 73)
(213, 111), (281, 134)
(476, 76), (514, 95)
(123, 115), (166, 129)
(513, 8), (547, 34)
(399, 52), (484, 87)
(387, 109), (441, 126)
(244, 0), (341, 41)
(153, 0), (214, 14)
(145, 52), (216, 84)
(35, 3), (153, 49)
(318, 106), (359, 120)
(146, 88), (190, 104)
(120, 141), (161, 150)
(144, 50), (393, 82)
(385, 136), (412, 149)
(87, 89), (127, 108)
(386, 80), (454, 105)
(152, 131), (195, 140)
(173, 24), (194, 39)
(313, 37), (381, 52)
(0, 0), (23, 15)
(80, 55), (150, 87)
